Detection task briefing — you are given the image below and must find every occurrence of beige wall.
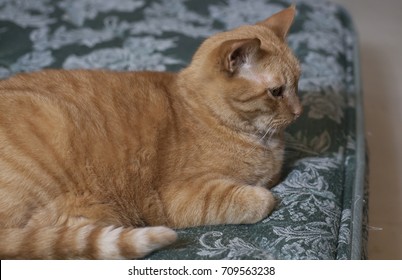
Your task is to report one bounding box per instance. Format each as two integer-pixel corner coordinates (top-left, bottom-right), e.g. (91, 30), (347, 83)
(330, 0), (402, 259)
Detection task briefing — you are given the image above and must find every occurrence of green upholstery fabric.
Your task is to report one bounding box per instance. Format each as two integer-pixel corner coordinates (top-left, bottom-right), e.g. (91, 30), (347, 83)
(0, 0), (368, 259)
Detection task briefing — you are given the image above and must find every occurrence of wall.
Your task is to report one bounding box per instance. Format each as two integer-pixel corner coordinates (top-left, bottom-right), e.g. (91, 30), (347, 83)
(331, 0), (402, 259)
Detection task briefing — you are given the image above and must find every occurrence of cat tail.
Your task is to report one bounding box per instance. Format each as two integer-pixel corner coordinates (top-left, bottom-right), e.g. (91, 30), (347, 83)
(0, 224), (177, 259)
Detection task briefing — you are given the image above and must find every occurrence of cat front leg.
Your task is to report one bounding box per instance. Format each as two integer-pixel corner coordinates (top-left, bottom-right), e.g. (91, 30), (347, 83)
(162, 178), (276, 228)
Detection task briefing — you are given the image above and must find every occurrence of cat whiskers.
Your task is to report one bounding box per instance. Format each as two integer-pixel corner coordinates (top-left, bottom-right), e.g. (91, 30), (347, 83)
(241, 122), (276, 157)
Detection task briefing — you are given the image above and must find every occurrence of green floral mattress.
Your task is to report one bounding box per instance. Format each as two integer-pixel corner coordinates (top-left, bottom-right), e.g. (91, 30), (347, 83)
(0, 0), (368, 259)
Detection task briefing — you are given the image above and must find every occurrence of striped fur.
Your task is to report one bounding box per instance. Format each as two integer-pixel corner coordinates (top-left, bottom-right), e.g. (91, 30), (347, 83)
(0, 225), (176, 259)
(0, 7), (301, 259)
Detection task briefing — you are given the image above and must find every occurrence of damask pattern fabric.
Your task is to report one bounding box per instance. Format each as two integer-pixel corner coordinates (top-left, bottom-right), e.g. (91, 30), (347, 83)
(0, 0), (368, 259)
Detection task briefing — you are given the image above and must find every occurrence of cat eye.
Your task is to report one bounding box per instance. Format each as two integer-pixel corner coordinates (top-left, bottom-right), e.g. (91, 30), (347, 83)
(268, 86), (284, 98)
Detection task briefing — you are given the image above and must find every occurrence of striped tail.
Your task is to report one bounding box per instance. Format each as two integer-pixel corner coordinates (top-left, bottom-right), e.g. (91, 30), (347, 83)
(0, 224), (177, 259)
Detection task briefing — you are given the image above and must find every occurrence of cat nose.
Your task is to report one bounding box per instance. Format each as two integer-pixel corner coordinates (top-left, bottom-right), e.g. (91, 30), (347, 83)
(288, 97), (302, 120)
(292, 107), (302, 119)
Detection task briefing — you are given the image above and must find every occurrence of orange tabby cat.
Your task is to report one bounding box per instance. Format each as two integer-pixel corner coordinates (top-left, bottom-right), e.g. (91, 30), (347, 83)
(0, 6), (301, 259)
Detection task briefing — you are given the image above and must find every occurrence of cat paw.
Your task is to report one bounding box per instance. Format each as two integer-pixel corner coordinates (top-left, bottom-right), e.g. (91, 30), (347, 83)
(238, 186), (276, 224)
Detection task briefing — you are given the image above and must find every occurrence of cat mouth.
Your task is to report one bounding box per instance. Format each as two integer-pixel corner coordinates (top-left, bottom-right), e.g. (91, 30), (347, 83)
(271, 118), (295, 128)
(252, 116), (293, 133)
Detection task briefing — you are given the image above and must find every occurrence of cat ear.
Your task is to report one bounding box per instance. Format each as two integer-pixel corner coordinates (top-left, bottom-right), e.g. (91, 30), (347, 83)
(220, 38), (261, 74)
(257, 5), (296, 40)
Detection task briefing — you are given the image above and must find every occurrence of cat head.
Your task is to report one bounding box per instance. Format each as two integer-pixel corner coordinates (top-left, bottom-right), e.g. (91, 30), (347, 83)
(181, 6), (302, 134)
